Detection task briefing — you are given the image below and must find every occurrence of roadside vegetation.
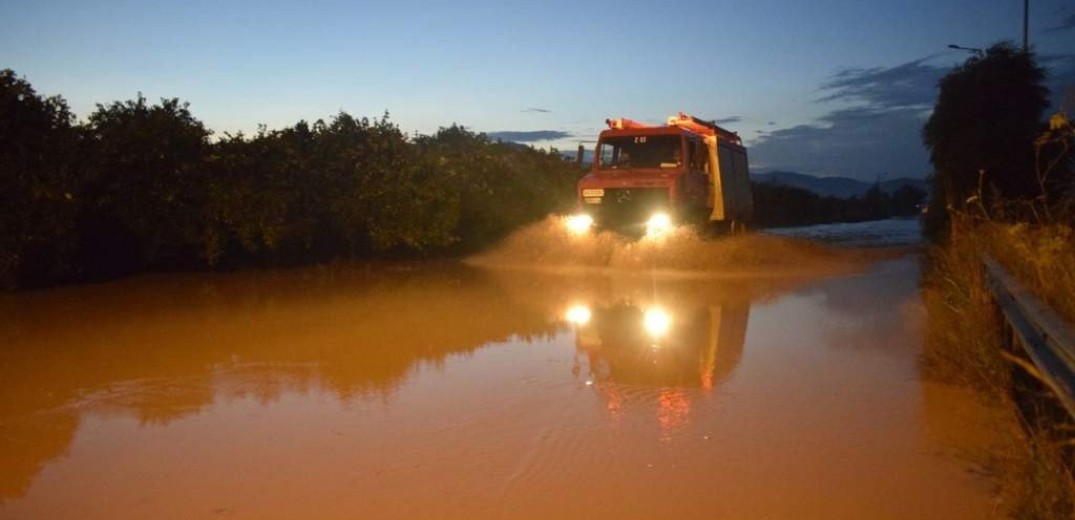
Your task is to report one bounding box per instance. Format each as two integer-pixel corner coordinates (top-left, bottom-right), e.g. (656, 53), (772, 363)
(922, 216), (1075, 519)
(919, 42), (1075, 518)
(0, 69), (579, 289)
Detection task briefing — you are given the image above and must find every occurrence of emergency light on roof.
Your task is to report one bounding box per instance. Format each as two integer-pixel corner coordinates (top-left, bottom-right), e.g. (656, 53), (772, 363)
(605, 118), (651, 130)
(605, 113), (742, 145)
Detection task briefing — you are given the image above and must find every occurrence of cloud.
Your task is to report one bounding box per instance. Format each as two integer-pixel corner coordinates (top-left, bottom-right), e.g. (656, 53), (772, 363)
(486, 130), (573, 143)
(749, 56), (948, 180)
(748, 25), (1074, 183)
(749, 106), (931, 179)
(521, 107), (551, 113)
(714, 116), (742, 124)
(1044, 13), (1075, 33)
(816, 55), (943, 109)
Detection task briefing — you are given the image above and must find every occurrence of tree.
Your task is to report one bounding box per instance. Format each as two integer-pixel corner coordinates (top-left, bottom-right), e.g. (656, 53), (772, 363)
(317, 112), (458, 255)
(922, 42), (1049, 240)
(204, 129), (308, 266)
(1, 76), (580, 288)
(80, 95), (209, 276)
(0, 69), (80, 288)
(414, 125), (578, 252)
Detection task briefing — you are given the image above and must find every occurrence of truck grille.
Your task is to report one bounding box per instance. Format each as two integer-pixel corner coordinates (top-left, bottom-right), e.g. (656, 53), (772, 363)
(592, 188), (670, 224)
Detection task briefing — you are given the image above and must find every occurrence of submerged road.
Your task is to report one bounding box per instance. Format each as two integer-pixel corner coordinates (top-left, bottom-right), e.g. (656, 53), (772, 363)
(0, 219), (1003, 519)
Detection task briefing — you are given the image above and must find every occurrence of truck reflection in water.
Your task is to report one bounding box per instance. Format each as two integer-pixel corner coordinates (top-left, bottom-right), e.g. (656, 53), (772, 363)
(566, 300), (749, 436)
(0, 262), (785, 511)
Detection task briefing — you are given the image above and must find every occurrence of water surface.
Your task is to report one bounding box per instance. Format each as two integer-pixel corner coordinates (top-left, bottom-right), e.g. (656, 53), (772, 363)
(1, 254), (997, 519)
(764, 217), (923, 247)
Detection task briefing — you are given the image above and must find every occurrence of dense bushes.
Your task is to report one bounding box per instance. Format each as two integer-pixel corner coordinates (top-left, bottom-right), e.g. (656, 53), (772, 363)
(0, 70), (579, 289)
(0, 70), (81, 288)
(79, 95), (211, 277)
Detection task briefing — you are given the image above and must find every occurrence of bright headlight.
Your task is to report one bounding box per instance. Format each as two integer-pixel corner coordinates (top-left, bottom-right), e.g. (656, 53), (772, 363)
(565, 304), (592, 326)
(645, 212), (673, 237)
(565, 214), (594, 235)
(643, 307), (672, 337)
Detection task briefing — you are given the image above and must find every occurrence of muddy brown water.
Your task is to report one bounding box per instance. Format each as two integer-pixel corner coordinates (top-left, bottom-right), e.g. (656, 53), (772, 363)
(0, 249), (1004, 519)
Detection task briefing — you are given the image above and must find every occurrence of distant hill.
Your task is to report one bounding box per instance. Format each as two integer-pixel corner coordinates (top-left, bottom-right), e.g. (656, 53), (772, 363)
(752, 171), (929, 198)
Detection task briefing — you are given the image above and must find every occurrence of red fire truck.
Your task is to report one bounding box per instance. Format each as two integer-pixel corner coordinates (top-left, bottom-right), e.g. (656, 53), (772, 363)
(567, 113), (753, 236)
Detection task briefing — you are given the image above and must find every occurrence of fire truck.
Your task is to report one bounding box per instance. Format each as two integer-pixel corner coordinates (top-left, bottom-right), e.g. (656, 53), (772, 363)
(567, 113), (753, 236)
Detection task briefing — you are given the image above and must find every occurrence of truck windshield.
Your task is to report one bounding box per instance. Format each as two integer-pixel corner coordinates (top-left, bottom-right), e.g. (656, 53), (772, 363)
(597, 135), (682, 170)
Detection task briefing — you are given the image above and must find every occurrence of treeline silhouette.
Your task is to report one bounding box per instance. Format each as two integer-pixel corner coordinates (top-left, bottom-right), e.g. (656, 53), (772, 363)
(1, 70), (579, 289)
(751, 182), (926, 228)
(922, 42), (1072, 241)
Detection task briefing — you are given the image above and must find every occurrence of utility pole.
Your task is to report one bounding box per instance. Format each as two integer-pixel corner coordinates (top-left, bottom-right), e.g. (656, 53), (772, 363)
(1023, 0), (1029, 51)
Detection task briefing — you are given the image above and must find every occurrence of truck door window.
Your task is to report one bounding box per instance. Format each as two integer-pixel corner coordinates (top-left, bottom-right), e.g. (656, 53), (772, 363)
(598, 142), (619, 168)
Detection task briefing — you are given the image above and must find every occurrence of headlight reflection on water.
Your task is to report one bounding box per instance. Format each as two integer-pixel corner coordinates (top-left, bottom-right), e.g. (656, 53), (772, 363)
(643, 307), (672, 337)
(568, 303), (673, 342)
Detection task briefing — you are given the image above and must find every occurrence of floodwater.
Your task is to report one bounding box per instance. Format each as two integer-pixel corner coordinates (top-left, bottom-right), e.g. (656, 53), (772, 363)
(1, 229), (1002, 519)
(764, 217), (924, 248)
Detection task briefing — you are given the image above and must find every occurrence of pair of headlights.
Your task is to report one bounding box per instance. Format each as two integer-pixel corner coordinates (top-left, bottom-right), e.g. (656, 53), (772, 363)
(565, 212), (673, 237)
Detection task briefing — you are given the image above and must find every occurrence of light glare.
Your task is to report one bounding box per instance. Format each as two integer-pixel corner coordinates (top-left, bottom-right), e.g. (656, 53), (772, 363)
(565, 214), (594, 235)
(643, 307), (672, 337)
(645, 212), (673, 237)
(565, 304), (592, 325)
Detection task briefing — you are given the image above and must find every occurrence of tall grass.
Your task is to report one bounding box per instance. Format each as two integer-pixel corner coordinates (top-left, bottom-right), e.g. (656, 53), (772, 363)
(921, 213), (1075, 518)
(986, 222), (1075, 323)
(920, 226), (1008, 395)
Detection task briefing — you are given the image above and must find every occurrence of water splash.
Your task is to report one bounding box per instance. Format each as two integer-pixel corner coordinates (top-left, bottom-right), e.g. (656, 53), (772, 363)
(467, 215), (879, 278)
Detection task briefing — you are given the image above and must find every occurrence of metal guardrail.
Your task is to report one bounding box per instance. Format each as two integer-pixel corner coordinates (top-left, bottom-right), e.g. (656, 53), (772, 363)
(983, 256), (1075, 418)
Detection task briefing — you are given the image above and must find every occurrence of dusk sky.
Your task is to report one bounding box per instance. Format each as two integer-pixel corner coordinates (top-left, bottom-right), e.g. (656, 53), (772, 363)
(3, 0), (1074, 181)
